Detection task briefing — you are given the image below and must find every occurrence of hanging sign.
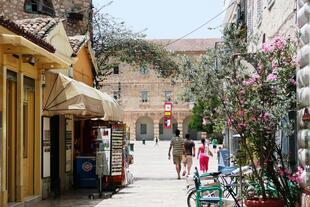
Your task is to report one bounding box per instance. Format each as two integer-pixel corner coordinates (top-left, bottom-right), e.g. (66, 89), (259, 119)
(164, 102), (172, 129)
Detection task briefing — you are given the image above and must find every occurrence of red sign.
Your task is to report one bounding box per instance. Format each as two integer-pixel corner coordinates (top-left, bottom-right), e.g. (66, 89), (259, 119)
(164, 102), (172, 128)
(164, 117), (172, 128)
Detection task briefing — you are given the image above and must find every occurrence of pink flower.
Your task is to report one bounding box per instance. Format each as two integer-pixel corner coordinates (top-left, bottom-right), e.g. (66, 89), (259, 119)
(243, 74), (260, 86)
(289, 78), (296, 86)
(237, 122), (247, 130)
(273, 36), (286, 50)
(238, 110), (245, 117)
(272, 61), (278, 70)
(262, 112), (269, 121)
(293, 55), (301, 67)
(267, 73), (277, 81)
(251, 115), (257, 121)
(262, 42), (274, 53)
(227, 118), (233, 127)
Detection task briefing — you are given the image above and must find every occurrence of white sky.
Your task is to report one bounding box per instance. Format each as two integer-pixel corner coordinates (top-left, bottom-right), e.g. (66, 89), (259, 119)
(93, 0), (225, 39)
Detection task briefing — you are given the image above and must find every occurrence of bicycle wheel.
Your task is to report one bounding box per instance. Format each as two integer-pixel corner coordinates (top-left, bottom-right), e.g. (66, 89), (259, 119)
(187, 189), (196, 207)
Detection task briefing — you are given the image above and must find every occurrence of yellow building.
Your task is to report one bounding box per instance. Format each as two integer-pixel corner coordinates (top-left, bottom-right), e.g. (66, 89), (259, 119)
(0, 16), (71, 207)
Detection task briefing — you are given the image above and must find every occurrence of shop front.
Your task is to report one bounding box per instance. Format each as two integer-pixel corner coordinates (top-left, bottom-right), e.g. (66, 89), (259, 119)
(42, 71), (124, 196)
(0, 18), (71, 207)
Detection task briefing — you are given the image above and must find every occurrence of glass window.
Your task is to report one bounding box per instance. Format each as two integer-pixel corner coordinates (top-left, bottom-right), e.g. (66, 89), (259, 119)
(141, 91), (148, 103)
(164, 91), (172, 102)
(140, 65), (148, 75)
(24, 0), (55, 16)
(113, 65), (119, 74)
(140, 124), (147, 135)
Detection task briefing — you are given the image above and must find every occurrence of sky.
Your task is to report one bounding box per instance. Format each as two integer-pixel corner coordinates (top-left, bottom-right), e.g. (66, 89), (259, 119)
(93, 0), (225, 39)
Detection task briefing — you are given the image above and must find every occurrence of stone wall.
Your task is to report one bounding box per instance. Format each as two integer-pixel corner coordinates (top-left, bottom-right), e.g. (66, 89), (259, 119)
(297, 0), (310, 206)
(0, 0), (92, 36)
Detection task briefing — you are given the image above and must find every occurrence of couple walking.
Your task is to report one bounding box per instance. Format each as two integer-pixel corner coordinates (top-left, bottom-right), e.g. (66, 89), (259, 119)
(168, 129), (211, 179)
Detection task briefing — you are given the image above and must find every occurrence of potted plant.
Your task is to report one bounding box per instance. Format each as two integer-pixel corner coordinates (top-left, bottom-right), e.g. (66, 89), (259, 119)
(178, 24), (303, 207)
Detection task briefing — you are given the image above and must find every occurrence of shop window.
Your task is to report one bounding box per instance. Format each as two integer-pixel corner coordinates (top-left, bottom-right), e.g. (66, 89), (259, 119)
(164, 91), (172, 102)
(141, 91), (148, 103)
(113, 65), (119, 74)
(140, 124), (147, 135)
(24, 0), (55, 16)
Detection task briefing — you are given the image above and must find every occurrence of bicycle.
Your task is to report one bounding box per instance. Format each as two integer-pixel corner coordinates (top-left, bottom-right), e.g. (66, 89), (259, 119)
(187, 166), (252, 207)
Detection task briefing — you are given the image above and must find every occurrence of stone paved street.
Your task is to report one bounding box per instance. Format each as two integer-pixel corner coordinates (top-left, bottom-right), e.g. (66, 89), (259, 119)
(30, 141), (217, 207)
(96, 140), (218, 207)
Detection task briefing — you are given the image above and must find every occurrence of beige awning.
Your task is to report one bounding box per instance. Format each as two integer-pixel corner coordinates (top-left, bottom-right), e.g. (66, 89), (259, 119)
(43, 72), (123, 121)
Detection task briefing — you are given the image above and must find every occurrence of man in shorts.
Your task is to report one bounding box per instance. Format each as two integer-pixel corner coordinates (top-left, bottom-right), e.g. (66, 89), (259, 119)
(182, 133), (195, 176)
(168, 129), (184, 179)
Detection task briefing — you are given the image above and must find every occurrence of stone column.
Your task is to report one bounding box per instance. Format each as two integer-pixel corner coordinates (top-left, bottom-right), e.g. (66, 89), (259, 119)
(178, 120), (183, 139)
(153, 120), (159, 140)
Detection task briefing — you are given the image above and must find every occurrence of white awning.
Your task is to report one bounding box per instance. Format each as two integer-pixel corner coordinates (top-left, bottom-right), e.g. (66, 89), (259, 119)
(43, 72), (123, 121)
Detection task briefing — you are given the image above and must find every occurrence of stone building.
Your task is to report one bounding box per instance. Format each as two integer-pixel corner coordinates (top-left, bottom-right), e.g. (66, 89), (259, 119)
(100, 39), (220, 141)
(0, 0), (92, 36)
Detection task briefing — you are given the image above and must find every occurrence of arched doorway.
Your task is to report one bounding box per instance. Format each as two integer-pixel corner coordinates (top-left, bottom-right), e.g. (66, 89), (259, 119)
(159, 117), (178, 140)
(183, 116), (201, 140)
(135, 116), (154, 140)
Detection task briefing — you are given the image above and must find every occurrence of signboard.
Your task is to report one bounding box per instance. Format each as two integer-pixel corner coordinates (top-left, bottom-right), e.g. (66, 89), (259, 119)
(100, 128), (111, 151)
(42, 117), (51, 178)
(164, 102), (172, 129)
(65, 118), (72, 172)
(111, 124), (125, 176)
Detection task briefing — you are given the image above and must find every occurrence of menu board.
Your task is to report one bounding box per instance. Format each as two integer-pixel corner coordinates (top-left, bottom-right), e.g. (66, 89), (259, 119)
(42, 117), (51, 178)
(111, 124), (125, 176)
(65, 118), (72, 172)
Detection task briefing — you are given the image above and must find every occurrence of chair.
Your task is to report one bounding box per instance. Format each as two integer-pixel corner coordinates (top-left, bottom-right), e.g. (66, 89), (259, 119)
(193, 167), (223, 207)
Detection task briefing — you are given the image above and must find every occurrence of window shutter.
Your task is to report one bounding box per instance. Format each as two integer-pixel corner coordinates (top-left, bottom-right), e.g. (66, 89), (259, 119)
(257, 0), (263, 26)
(247, 0), (253, 37)
(266, 0), (275, 9)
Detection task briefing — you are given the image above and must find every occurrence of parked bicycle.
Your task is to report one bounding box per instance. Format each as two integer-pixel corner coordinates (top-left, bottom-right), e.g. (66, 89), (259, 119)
(186, 166), (252, 207)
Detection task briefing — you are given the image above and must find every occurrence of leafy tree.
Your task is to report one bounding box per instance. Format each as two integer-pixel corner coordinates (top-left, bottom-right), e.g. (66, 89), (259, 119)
(92, 11), (179, 88)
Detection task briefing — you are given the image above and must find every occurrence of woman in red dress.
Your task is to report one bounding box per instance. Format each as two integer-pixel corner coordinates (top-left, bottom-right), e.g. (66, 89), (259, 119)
(197, 138), (212, 172)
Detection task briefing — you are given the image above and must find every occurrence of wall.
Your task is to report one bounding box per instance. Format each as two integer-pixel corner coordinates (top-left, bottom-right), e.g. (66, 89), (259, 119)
(73, 46), (94, 86)
(297, 0), (310, 205)
(247, 0), (297, 52)
(0, 0), (92, 36)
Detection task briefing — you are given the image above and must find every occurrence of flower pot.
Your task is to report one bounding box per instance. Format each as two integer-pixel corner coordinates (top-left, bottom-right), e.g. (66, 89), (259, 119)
(245, 198), (285, 207)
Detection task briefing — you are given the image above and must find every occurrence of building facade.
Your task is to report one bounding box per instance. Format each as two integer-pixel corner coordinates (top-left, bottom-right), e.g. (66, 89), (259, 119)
(100, 39), (219, 141)
(224, 0), (310, 203)
(0, 0), (92, 36)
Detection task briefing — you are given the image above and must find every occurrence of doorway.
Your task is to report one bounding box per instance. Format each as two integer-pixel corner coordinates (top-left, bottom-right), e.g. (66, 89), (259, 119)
(22, 77), (35, 198)
(7, 71), (17, 202)
(50, 116), (60, 198)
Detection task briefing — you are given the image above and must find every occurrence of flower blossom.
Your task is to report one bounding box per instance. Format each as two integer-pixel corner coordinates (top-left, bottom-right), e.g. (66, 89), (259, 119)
(289, 78), (296, 86)
(267, 73), (277, 81)
(273, 36), (286, 50)
(262, 42), (274, 53)
(243, 74), (260, 86)
(227, 118), (233, 127)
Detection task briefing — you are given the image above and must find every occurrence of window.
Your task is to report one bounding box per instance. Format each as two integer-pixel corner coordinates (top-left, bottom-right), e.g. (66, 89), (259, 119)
(140, 124), (147, 135)
(140, 65), (148, 75)
(24, 0), (55, 16)
(164, 91), (172, 102)
(113, 65), (119, 74)
(141, 91), (149, 103)
(113, 91), (118, 100)
(256, 0), (263, 26)
(159, 123), (163, 134)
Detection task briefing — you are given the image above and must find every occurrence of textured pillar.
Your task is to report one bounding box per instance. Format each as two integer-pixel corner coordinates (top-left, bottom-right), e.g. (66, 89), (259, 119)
(178, 121), (183, 138)
(297, 1), (310, 203)
(153, 120), (159, 140)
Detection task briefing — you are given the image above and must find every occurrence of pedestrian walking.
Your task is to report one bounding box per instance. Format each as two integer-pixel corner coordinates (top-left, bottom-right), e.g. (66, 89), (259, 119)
(168, 129), (184, 179)
(154, 136), (159, 146)
(182, 134), (195, 176)
(197, 138), (212, 173)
